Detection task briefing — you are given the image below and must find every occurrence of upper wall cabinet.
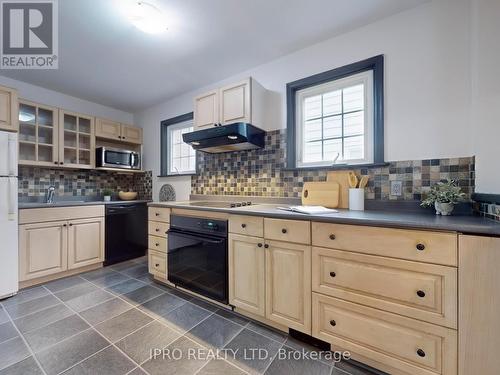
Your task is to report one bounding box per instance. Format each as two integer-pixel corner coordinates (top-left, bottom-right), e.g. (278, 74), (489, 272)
(59, 110), (95, 169)
(194, 77), (267, 130)
(0, 85), (19, 133)
(18, 100), (59, 166)
(96, 118), (143, 145)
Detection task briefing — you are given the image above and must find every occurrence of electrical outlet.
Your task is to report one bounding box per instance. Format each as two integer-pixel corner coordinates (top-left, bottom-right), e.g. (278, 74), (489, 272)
(390, 181), (403, 196)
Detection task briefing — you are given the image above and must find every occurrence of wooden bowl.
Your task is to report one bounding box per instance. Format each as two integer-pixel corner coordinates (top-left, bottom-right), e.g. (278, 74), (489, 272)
(118, 191), (138, 201)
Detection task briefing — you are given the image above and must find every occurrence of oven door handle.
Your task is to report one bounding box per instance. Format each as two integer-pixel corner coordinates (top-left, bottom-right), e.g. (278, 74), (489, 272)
(167, 229), (226, 244)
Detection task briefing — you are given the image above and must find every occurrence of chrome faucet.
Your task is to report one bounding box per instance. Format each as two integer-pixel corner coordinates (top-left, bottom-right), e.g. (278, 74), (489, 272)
(46, 186), (56, 204)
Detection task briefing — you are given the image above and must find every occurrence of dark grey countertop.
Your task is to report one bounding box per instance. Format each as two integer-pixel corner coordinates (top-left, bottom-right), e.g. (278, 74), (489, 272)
(149, 201), (500, 236)
(19, 199), (151, 209)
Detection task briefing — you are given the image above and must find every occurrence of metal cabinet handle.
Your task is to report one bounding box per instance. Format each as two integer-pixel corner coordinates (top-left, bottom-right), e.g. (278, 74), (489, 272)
(63, 224), (67, 227)
(281, 228), (287, 234)
(416, 290), (426, 298)
(155, 263), (160, 267)
(155, 213), (160, 216)
(264, 244), (269, 249)
(330, 271), (336, 278)
(257, 243), (263, 248)
(69, 223), (73, 226)
(416, 349), (426, 358)
(329, 234), (336, 240)
(155, 243), (159, 246)
(241, 223), (246, 228)
(155, 228), (160, 232)
(329, 320), (336, 327)
(416, 243), (425, 251)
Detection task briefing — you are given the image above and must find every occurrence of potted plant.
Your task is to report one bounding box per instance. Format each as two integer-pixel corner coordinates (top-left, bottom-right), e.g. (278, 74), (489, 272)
(102, 189), (113, 202)
(421, 179), (466, 215)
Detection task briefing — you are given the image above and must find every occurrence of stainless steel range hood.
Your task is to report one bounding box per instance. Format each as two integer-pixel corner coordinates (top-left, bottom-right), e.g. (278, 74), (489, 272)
(182, 123), (265, 153)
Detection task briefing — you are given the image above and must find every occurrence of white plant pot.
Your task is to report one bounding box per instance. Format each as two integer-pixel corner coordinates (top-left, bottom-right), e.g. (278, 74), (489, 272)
(434, 202), (454, 216)
(103, 196), (111, 202)
(349, 188), (365, 211)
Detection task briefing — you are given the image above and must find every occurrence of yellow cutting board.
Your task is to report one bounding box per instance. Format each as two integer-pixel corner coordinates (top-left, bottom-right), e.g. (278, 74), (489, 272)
(301, 181), (340, 208)
(326, 170), (354, 209)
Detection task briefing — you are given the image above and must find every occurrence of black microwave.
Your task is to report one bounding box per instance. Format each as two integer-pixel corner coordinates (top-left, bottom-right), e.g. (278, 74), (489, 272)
(96, 147), (141, 170)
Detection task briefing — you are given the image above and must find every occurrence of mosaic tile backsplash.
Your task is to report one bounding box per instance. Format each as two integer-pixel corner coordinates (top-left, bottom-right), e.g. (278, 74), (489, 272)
(18, 167), (153, 200)
(474, 201), (500, 221)
(192, 129), (475, 201)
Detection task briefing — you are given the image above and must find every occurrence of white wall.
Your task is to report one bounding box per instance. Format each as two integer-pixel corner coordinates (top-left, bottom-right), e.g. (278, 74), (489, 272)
(136, 0), (496, 200)
(470, 0), (500, 194)
(0, 76), (133, 123)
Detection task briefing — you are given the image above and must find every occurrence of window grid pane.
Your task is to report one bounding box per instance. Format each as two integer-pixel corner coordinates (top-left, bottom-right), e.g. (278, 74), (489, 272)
(302, 83), (365, 163)
(169, 124), (196, 174)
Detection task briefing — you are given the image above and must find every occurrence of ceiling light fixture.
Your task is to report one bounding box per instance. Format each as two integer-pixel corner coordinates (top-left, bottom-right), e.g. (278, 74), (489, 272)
(128, 1), (168, 34)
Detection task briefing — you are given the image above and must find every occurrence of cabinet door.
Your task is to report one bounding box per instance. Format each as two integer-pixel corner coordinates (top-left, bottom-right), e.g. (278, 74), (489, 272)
(95, 118), (122, 141)
(265, 240), (311, 334)
(59, 110), (95, 169)
(0, 85), (18, 132)
(19, 221), (68, 281)
(121, 124), (143, 144)
(18, 100), (59, 167)
(194, 90), (219, 130)
(229, 234), (265, 316)
(67, 217), (104, 269)
(220, 79), (251, 125)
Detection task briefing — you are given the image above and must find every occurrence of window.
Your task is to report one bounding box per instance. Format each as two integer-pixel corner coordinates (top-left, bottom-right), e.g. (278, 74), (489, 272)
(287, 55), (384, 169)
(160, 113), (196, 176)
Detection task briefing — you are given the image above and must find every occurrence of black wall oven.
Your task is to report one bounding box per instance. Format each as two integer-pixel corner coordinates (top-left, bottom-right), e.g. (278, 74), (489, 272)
(167, 215), (228, 304)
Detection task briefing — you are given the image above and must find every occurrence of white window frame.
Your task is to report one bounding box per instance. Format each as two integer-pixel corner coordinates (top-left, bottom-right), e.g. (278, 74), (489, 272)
(166, 120), (196, 175)
(295, 70), (374, 168)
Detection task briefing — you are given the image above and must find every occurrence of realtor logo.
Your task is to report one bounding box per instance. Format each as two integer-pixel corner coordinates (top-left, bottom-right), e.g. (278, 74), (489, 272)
(1, 0), (58, 69)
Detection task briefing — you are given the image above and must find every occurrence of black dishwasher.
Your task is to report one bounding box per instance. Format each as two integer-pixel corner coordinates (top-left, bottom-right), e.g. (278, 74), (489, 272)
(105, 203), (148, 265)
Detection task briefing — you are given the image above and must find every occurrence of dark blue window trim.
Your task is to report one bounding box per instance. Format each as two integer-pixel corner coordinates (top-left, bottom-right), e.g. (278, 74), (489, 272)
(160, 112), (196, 177)
(286, 55), (384, 169)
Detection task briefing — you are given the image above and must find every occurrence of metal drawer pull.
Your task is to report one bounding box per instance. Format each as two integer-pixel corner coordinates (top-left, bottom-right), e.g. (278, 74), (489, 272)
(330, 271), (336, 278)
(155, 263), (160, 267)
(416, 349), (426, 357)
(416, 290), (426, 298)
(155, 228), (159, 232)
(241, 223), (246, 228)
(416, 243), (425, 251)
(329, 234), (336, 240)
(329, 319), (336, 327)
(257, 243), (263, 248)
(155, 243), (159, 246)
(155, 213), (160, 216)
(264, 244), (269, 249)
(281, 228), (287, 234)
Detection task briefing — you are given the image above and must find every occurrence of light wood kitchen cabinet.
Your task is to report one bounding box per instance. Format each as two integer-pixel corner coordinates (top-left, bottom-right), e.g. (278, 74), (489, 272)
(194, 90), (219, 130)
(19, 221), (68, 281)
(229, 233), (266, 317)
(0, 85), (18, 132)
(95, 118), (121, 140)
(59, 110), (95, 169)
(194, 77), (267, 130)
(265, 240), (311, 334)
(458, 235), (500, 375)
(19, 206), (105, 285)
(96, 118), (143, 144)
(312, 294), (457, 375)
(219, 79), (251, 125)
(67, 217), (104, 270)
(18, 100), (59, 166)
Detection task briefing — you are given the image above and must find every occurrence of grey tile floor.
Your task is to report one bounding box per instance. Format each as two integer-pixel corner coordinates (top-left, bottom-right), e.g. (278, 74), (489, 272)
(0, 256), (385, 375)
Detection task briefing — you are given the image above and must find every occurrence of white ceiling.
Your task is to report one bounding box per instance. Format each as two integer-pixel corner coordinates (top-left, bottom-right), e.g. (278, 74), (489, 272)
(0, 0), (428, 112)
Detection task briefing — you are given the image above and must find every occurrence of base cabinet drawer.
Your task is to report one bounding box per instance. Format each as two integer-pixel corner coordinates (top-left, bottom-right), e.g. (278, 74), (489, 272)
(229, 215), (263, 237)
(312, 293), (457, 375)
(148, 235), (167, 253)
(312, 247), (457, 328)
(148, 221), (169, 237)
(312, 222), (457, 266)
(148, 249), (166, 278)
(148, 207), (170, 223)
(264, 218), (311, 244)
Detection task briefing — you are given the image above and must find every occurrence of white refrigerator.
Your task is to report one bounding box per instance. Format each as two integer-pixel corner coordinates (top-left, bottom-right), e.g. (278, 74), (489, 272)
(0, 131), (18, 299)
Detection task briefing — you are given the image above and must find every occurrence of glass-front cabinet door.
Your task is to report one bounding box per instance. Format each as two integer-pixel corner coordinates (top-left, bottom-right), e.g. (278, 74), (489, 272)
(18, 100), (59, 166)
(59, 110), (95, 169)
